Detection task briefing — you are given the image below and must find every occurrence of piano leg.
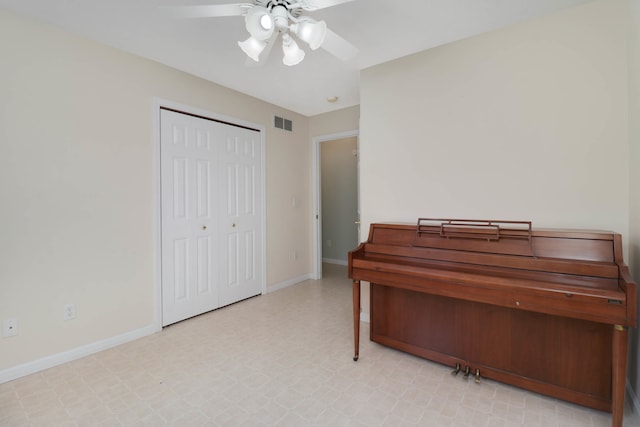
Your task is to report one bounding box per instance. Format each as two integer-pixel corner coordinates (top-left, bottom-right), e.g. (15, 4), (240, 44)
(353, 280), (360, 361)
(611, 325), (628, 427)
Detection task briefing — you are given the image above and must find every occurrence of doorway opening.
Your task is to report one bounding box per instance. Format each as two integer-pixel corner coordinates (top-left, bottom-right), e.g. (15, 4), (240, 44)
(312, 131), (359, 279)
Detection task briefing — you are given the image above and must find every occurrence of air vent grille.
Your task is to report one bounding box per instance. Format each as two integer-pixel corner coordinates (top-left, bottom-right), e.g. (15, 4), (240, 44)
(274, 115), (293, 132)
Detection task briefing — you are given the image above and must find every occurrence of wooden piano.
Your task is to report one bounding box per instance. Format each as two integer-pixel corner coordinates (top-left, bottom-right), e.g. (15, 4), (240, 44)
(348, 219), (637, 427)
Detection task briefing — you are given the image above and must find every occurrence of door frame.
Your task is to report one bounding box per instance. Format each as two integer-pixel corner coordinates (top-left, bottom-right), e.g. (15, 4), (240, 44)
(152, 98), (267, 329)
(311, 130), (359, 280)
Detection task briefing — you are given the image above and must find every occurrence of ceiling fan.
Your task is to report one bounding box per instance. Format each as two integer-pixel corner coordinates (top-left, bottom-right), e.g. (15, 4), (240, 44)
(165, 0), (358, 66)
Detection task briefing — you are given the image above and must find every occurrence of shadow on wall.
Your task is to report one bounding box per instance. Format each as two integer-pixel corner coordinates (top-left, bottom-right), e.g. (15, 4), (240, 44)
(628, 242), (640, 394)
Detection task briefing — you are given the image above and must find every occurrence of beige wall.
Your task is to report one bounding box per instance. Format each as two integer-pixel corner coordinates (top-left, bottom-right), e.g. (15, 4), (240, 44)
(0, 8), (313, 372)
(360, 0), (634, 395)
(361, 0), (628, 236)
(309, 105), (359, 137)
(627, 0), (640, 404)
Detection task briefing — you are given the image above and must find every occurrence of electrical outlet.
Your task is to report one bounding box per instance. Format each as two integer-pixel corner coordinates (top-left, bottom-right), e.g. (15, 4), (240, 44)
(327, 239), (332, 248)
(3, 318), (17, 337)
(64, 304), (76, 321)
(293, 250), (299, 261)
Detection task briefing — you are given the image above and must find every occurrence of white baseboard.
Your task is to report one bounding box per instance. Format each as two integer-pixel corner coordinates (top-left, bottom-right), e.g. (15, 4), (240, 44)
(267, 273), (313, 293)
(322, 258), (348, 266)
(629, 379), (640, 416)
(0, 324), (159, 384)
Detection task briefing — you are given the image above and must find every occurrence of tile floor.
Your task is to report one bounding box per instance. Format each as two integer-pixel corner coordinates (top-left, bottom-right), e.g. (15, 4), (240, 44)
(1, 263), (639, 426)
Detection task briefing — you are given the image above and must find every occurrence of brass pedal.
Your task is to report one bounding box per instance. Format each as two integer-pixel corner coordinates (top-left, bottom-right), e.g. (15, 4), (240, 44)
(463, 365), (470, 380)
(474, 368), (481, 384)
(451, 363), (461, 376)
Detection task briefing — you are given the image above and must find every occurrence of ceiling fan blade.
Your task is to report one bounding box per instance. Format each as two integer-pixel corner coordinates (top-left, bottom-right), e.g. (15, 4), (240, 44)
(161, 4), (250, 19)
(297, 0), (356, 11)
(321, 28), (358, 61)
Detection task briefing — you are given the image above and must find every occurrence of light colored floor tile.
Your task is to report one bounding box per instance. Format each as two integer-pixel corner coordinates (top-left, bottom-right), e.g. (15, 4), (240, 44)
(1, 263), (639, 427)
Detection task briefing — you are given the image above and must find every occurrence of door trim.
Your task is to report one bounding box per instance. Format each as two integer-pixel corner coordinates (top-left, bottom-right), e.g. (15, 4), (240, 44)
(311, 130), (359, 280)
(153, 98), (267, 329)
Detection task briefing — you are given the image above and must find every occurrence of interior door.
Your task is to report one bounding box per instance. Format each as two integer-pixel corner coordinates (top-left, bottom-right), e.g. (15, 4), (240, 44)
(160, 108), (262, 326)
(218, 125), (263, 306)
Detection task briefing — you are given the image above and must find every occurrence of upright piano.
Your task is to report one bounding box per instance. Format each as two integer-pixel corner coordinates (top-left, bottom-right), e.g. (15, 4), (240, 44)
(348, 219), (637, 427)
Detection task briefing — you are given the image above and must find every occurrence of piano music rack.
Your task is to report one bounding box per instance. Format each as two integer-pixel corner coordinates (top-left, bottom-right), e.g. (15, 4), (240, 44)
(416, 218), (532, 242)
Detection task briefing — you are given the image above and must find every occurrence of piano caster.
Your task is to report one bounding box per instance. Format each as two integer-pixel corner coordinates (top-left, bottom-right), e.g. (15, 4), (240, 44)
(353, 355), (359, 361)
(451, 363), (461, 376)
(474, 369), (481, 384)
(463, 365), (470, 380)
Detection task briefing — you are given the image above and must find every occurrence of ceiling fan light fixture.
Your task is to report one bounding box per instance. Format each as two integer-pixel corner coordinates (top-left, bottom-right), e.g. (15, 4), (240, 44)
(260, 14), (273, 30)
(169, 0), (359, 67)
(282, 33), (305, 66)
(293, 18), (327, 50)
(238, 36), (266, 62)
(245, 6), (274, 40)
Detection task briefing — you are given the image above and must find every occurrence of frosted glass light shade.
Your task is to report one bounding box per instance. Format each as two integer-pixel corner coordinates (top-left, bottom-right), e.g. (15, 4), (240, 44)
(282, 34), (305, 66)
(294, 18), (327, 50)
(245, 7), (274, 41)
(238, 37), (266, 62)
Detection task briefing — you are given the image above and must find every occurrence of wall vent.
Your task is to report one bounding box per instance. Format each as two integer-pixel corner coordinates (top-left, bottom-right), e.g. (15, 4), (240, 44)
(274, 115), (293, 132)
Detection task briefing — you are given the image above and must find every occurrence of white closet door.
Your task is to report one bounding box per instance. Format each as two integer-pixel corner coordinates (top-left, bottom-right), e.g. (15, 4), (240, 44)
(218, 126), (263, 307)
(160, 109), (262, 326)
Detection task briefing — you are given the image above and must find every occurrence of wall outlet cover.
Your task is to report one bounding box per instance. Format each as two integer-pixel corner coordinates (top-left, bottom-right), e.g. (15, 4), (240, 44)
(64, 304), (77, 321)
(3, 318), (18, 337)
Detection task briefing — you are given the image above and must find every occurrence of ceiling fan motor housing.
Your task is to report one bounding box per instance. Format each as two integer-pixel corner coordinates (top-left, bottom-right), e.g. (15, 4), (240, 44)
(258, 0), (302, 17)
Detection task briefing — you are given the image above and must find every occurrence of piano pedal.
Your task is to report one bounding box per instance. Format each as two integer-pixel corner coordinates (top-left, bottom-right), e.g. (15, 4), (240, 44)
(451, 363), (461, 376)
(463, 365), (470, 380)
(474, 369), (481, 384)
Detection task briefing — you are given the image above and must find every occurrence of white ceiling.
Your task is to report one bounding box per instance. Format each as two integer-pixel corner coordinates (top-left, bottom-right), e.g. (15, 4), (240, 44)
(0, 0), (593, 116)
